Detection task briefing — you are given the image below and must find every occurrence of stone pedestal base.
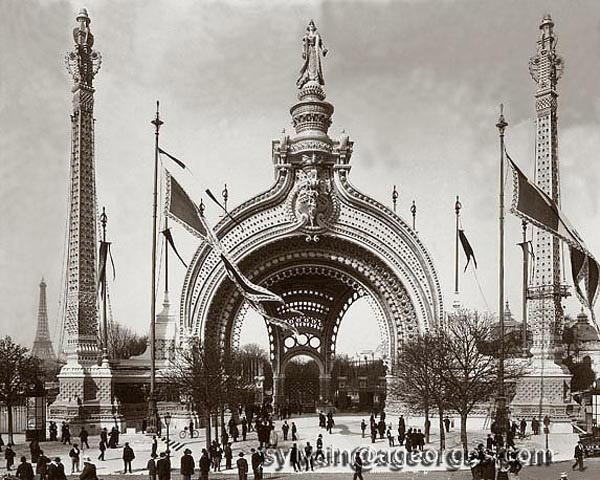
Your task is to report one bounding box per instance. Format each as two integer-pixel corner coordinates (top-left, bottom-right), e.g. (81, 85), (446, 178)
(48, 360), (124, 435)
(510, 357), (574, 425)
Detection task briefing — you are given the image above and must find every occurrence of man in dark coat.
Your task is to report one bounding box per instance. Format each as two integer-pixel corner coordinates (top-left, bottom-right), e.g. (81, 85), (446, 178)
(291, 422), (297, 441)
(179, 448), (194, 480)
(156, 452), (170, 480)
(224, 443), (233, 470)
(36, 450), (50, 480)
(251, 448), (264, 479)
(443, 416), (451, 433)
(290, 444), (300, 472)
(377, 419), (385, 439)
(303, 443), (313, 472)
(151, 436), (158, 458)
(68, 444), (81, 474)
(241, 417), (248, 441)
(5, 445), (16, 471)
(98, 439), (106, 461)
(47, 458), (66, 480)
(79, 457), (97, 480)
(198, 449), (210, 480)
(100, 429), (108, 448)
(352, 451), (364, 480)
(236, 452), (248, 480)
(282, 421), (289, 441)
(79, 428), (90, 450)
(29, 440), (41, 463)
(122, 442), (135, 474)
(147, 454), (157, 480)
(17, 456), (34, 480)
(573, 440), (585, 471)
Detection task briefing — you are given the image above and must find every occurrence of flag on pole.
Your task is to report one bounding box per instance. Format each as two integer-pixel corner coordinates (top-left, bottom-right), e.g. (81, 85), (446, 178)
(164, 170), (207, 240)
(507, 152), (599, 325)
(458, 229), (477, 272)
(97, 240), (115, 299)
(162, 228), (188, 268)
(158, 147), (187, 170)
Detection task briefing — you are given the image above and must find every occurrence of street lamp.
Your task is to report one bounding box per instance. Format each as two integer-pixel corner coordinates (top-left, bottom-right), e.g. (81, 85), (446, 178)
(164, 412), (172, 455)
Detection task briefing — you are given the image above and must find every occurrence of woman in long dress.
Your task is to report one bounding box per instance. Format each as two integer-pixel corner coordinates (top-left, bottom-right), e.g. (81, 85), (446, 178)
(297, 20), (328, 88)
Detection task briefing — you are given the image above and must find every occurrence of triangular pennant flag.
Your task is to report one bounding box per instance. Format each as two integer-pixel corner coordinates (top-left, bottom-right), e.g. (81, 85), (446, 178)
(162, 228), (188, 268)
(97, 241), (115, 299)
(158, 147), (186, 170)
(164, 170), (208, 240)
(458, 229), (477, 272)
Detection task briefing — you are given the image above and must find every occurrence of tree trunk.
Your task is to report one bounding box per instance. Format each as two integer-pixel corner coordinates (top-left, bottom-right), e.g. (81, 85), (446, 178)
(460, 412), (468, 456)
(205, 412), (211, 450)
(7, 403), (14, 445)
(424, 404), (430, 444)
(438, 406), (446, 451)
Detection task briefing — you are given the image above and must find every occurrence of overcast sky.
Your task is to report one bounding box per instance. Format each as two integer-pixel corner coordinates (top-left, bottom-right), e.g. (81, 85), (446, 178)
(1, 0), (600, 353)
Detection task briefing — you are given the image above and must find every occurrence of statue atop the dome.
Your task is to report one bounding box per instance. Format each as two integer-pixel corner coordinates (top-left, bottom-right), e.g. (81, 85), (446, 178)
(296, 20), (328, 89)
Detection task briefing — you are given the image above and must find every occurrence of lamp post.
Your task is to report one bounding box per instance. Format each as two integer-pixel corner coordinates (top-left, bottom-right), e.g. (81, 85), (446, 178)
(164, 412), (172, 455)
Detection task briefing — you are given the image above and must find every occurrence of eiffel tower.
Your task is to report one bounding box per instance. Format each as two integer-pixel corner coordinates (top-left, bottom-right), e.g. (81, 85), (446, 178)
(31, 278), (56, 362)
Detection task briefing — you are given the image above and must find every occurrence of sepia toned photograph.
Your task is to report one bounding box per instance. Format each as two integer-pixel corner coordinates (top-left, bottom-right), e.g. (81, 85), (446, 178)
(1, 1), (600, 479)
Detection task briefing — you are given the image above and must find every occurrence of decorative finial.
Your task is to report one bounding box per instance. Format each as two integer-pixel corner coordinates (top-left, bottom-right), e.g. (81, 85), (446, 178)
(496, 104), (508, 134)
(151, 100), (164, 134)
(529, 14), (564, 86)
(392, 185), (399, 213)
(296, 20), (328, 89)
(411, 200), (417, 231)
(455, 195), (462, 215)
(198, 198), (205, 217)
(222, 183), (229, 212)
(100, 206), (108, 239)
(65, 9), (102, 86)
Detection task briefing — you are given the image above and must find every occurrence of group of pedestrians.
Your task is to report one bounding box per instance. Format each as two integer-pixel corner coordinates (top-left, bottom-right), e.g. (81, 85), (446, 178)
(469, 443), (523, 480)
(317, 410), (335, 434)
(281, 420), (298, 441)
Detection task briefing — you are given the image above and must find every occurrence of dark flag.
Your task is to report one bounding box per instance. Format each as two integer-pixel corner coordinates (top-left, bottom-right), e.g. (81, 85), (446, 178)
(164, 170), (208, 240)
(507, 152), (599, 326)
(97, 240), (115, 299)
(158, 147), (187, 170)
(162, 228), (188, 268)
(205, 188), (241, 227)
(458, 229), (477, 272)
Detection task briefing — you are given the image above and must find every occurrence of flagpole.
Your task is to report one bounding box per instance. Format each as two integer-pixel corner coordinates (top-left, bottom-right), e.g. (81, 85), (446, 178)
(521, 220), (529, 355)
(496, 104), (508, 436)
(148, 101), (163, 435)
(411, 200), (417, 232)
(454, 196), (461, 296)
(100, 207), (109, 362)
(164, 217), (169, 294)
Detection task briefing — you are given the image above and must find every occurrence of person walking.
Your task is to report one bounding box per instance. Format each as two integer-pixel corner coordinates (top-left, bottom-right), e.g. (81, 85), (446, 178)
(147, 454), (157, 480)
(352, 451), (364, 480)
(519, 418), (526, 437)
(361, 419), (367, 438)
(326, 414), (335, 434)
(236, 452), (248, 480)
(315, 434), (325, 462)
(36, 450), (50, 480)
(444, 416), (451, 433)
(572, 440), (585, 471)
(370, 423), (377, 444)
(224, 443), (233, 470)
(303, 442), (313, 472)
(151, 436), (158, 458)
(47, 458), (66, 480)
(179, 448), (194, 480)
(241, 417), (248, 441)
(291, 422), (297, 441)
(198, 449), (210, 480)
(387, 427), (395, 447)
(156, 452), (171, 480)
(282, 421), (289, 441)
(122, 442), (135, 474)
(290, 444), (301, 472)
(213, 442), (223, 472)
(69, 444), (81, 474)
(79, 457), (97, 480)
(29, 440), (41, 464)
(16, 456), (34, 480)
(97, 438), (106, 461)
(79, 428), (90, 450)
(251, 448), (264, 479)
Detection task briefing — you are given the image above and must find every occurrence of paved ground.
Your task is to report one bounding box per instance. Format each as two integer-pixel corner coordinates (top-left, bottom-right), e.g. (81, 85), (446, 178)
(0, 414), (587, 477)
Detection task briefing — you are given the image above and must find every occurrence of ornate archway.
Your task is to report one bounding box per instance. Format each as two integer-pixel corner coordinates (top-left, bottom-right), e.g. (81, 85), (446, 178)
(179, 23), (444, 407)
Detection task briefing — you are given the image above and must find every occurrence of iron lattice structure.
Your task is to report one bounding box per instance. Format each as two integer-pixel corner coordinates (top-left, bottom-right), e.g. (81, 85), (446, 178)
(32, 278), (57, 362)
(179, 22), (444, 408)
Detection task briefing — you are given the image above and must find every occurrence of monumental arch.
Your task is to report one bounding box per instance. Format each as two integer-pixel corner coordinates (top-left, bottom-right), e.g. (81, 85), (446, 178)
(180, 22), (444, 407)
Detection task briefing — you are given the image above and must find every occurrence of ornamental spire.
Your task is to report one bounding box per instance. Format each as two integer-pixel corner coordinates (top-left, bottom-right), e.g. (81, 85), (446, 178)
(65, 8), (102, 88)
(528, 13), (564, 93)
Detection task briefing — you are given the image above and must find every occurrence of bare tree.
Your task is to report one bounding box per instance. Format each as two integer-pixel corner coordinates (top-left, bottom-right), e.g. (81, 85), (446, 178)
(107, 323), (148, 359)
(0, 336), (45, 444)
(170, 339), (254, 447)
(436, 310), (524, 454)
(392, 331), (448, 449)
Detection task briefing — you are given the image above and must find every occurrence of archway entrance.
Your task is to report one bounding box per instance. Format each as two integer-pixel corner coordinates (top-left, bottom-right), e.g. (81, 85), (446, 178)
(179, 37), (444, 415)
(283, 355), (320, 414)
